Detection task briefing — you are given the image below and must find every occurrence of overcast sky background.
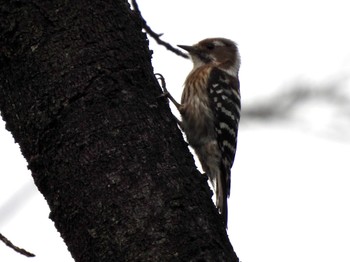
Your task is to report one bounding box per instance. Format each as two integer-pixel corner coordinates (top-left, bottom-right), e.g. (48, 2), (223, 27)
(1, 0), (350, 261)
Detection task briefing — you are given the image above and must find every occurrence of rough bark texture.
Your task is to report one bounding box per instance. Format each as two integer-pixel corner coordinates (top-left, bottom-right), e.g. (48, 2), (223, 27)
(0, 0), (239, 261)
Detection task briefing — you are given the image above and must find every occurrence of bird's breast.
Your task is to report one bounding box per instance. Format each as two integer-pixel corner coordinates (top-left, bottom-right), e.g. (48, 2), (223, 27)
(180, 66), (216, 145)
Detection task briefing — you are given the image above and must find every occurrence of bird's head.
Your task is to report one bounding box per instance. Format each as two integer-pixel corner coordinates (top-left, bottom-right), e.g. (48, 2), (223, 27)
(178, 37), (240, 77)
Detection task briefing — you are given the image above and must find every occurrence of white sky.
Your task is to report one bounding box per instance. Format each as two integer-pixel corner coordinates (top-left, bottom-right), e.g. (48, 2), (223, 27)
(1, 0), (350, 261)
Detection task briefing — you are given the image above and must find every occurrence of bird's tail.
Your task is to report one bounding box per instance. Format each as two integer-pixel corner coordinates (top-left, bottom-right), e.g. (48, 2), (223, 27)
(217, 164), (228, 227)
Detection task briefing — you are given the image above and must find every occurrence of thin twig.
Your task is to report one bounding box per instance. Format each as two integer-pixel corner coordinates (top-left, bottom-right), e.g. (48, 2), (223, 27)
(0, 232), (35, 257)
(131, 0), (189, 59)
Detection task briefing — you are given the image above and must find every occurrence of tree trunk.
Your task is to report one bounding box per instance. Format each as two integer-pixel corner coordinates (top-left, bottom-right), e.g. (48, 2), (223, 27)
(0, 1), (238, 261)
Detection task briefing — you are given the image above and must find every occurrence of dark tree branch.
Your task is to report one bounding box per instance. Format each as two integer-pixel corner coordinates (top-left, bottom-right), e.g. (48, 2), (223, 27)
(131, 0), (189, 59)
(0, 233), (35, 257)
(0, 0), (238, 261)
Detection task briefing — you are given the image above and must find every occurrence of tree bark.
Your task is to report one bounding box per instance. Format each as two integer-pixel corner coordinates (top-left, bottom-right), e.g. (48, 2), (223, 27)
(0, 1), (238, 261)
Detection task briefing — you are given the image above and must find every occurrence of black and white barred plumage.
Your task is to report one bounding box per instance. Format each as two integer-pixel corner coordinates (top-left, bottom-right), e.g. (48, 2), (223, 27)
(208, 67), (240, 197)
(177, 38), (241, 226)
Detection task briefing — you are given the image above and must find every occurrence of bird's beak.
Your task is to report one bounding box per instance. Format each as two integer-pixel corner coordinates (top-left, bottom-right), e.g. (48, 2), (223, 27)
(177, 45), (197, 54)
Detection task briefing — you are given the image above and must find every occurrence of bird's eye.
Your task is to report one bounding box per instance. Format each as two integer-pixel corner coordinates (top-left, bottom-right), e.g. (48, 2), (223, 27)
(206, 43), (215, 50)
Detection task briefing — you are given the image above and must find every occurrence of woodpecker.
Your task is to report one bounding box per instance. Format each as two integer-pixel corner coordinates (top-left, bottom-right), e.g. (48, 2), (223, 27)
(162, 38), (241, 226)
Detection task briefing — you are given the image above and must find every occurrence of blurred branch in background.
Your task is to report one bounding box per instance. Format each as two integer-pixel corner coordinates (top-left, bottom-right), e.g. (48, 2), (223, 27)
(242, 73), (350, 140)
(0, 182), (36, 227)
